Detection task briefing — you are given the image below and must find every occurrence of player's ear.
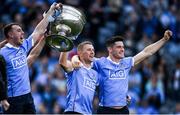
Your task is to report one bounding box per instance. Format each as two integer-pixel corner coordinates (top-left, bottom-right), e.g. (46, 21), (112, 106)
(107, 47), (112, 52)
(7, 31), (13, 39)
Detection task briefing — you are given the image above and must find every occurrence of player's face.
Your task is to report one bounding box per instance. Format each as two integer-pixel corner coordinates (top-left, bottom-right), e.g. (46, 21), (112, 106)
(10, 25), (24, 46)
(81, 44), (95, 63)
(111, 41), (125, 59)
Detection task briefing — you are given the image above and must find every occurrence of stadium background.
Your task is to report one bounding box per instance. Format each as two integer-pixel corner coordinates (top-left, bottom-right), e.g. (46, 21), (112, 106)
(0, 0), (179, 114)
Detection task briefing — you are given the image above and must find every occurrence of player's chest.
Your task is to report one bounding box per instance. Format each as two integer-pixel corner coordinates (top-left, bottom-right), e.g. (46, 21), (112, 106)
(6, 49), (27, 69)
(100, 63), (129, 80)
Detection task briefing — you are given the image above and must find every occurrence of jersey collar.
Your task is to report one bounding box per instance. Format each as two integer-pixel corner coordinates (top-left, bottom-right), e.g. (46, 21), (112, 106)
(5, 43), (20, 49)
(81, 62), (93, 70)
(107, 56), (120, 65)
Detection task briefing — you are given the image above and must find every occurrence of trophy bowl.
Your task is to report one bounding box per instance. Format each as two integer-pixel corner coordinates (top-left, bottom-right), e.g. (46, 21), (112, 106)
(46, 5), (86, 52)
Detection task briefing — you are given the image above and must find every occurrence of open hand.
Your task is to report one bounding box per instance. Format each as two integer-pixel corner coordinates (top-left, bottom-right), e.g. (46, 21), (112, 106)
(50, 2), (62, 13)
(126, 95), (131, 105)
(1, 100), (10, 111)
(45, 2), (63, 18)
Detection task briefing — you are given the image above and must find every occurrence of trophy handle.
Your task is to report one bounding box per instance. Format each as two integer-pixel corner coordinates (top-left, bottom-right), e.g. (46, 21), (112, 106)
(46, 35), (74, 52)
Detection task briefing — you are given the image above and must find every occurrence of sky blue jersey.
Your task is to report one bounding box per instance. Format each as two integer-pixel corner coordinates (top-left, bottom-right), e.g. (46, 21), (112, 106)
(64, 65), (99, 114)
(0, 36), (33, 97)
(93, 57), (134, 107)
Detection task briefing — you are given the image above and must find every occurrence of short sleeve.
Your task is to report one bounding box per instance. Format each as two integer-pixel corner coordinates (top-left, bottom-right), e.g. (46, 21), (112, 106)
(22, 35), (34, 53)
(92, 58), (100, 71)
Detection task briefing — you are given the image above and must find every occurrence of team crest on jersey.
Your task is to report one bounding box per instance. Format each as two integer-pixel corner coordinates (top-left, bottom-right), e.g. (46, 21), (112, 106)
(83, 77), (96, 91)
(119, 63), (126, 68)
(109, 69), (126, 79)
(11, 55), (27, 69)
(16, 49), (24, 56)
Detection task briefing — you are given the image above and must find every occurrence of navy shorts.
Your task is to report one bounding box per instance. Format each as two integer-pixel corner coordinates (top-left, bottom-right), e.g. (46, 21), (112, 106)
(97, 106), (129, 114)
(3, 93), (36, 114)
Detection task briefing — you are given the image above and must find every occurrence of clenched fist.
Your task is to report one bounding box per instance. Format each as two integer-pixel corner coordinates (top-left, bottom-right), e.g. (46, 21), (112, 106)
(44, 2), (63, 18)
(51, 2), (62, 11)
(163, 30), (173, 41)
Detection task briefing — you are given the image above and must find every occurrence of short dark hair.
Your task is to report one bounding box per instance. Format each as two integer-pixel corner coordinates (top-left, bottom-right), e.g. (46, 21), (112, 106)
(3, 23), (20, 38)
(105, 36), (124, 47)
(77, 41), (93, 52)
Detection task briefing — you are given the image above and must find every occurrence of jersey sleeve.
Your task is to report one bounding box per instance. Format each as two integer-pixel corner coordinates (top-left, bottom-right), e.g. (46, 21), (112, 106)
(92, 57), (100, 71)
(22, 35), (34, 53)
(125, 57), (134, 67)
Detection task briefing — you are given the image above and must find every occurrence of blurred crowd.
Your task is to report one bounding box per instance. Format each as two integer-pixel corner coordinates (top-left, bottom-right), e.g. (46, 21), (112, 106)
(0, 0), (180, 114)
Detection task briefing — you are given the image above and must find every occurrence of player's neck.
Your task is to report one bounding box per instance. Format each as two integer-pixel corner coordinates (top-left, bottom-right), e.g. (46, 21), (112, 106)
(109, 55), (121, 63)
(8, 40), (19, 48)
(83, 63), (91, 68)
(81, 60), (92, 68)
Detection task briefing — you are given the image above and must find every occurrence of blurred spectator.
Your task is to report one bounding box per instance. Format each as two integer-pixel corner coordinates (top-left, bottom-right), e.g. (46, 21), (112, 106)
(129, 67), (142, 97)
(145, 72), (165, 109)
(137, 99), (158, 114)
(31, 82), (43, 113)
(174, 103), (180, 114)
(171, 59), (180, 101)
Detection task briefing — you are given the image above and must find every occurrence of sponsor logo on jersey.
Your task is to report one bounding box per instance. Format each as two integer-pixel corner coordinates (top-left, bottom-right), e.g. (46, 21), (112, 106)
(11, 55), (27, 69)
(109, 69), (126, 79)
(83, 77), (96, 91)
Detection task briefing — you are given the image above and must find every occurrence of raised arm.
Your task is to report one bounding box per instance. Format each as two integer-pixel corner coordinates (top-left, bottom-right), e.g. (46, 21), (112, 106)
(0, 40), (7, 48)
(27, 35), (45, 67)
(59, 52), (74, 72)
(31, 2), (62, 44)
(133, 30), (172, 66)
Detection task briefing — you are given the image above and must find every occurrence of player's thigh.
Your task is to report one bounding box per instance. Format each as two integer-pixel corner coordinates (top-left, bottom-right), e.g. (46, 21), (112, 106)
(23, 93), (36, 114)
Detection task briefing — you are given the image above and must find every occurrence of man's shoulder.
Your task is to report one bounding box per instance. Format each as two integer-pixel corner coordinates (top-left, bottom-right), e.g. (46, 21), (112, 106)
(0, 46), (6, 50)
(0, 44), (17, 53)
(0, 47), (7, 55)
(94, 57), (107, 62)
(122, 57), (133, 61)
(93, 57), (109, 68)
(122, 57), (134, 67)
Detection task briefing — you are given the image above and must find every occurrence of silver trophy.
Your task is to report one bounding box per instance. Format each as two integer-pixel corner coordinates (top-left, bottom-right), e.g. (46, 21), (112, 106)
(46, 5), (86, 52)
